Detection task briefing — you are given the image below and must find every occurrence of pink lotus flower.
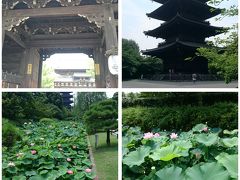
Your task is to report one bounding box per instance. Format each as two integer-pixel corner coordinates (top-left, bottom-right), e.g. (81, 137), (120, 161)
(67, 170), (73, 174)
(85, 168), (92, 173)
(67, 158), (71, 162)
(31, 150), (37, 155)
(170, 133), (178, 139)
(154, 133), (160, 137)
(143, 132), (154, 139)
(203, 127), (208, 132)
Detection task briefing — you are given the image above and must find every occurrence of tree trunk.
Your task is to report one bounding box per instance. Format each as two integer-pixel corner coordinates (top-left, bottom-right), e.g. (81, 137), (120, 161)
(106, 129), (111, 146)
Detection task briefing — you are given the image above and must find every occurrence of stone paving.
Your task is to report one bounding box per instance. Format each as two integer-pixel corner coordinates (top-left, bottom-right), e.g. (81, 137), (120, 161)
(122, 79), (238, 88)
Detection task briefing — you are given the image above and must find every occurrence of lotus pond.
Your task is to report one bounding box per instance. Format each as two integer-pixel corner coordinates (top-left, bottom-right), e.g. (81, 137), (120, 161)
(123, 124), (238, 180)
(3, 121), (96, 180)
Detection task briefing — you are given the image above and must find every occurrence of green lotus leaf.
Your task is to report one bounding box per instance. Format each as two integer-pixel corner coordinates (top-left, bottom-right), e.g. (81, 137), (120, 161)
(22, 159), (33, 165)
(185, 162), (229, 180)
(38, 163), (55, 170)
(7, 167), (17, 174)
(221, 137), (238, 148)
(82, 159), (92, 166)
(12, 176), (26, 180)
(25, 171), (37, 176)
(85, 172), (96, 179)
(123, 147), (129, 156)
(149, 145), (182, 161)
(122, 136), (135, 147)
(47, 170), (60, 179)
(155, 166), (184, 180)
(123, 146), (151, 167)
(50, 151), (64, 159)
(215, 152), (238, 178)
(195, 134), (218, 146)
(223, 129), (238, 135)
(39, 170), (48, 175)
(74, 172), (85, 179)
(29, 175), (46, 180)
(172, 140), (192, 157)
(192, 124), (207, 132)
(172, 140), (192, 149)
(57, 165), (68, 176)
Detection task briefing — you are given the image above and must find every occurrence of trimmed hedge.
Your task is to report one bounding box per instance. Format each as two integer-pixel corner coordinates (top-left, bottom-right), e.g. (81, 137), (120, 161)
(123, 93), (237, 108)
(123, 103), (237, 132)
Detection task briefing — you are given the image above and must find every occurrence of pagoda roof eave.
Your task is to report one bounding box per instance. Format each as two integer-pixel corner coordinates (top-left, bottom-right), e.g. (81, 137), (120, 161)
(152, 0), (209, 4)
(147, 0), (222, 21)
(142, 40), (207, 56)
(144, 14), (224, 38)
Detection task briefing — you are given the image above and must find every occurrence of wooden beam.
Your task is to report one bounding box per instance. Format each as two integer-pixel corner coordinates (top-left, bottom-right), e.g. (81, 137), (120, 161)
(5, 31), (26, 48)
(26, 39), (101, 48)
(31, 33), (100, 40)
(4, 4), (117, 18)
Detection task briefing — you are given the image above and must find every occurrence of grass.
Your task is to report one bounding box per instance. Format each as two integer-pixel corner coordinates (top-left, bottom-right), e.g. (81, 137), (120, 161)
(89, 132), (118, 180)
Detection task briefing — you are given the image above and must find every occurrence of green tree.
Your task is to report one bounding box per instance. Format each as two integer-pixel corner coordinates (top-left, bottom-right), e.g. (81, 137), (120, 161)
(2, 92), (65, 122)
(83, 99), (118, 145)
(122, 39), (163, 79)
(73, 92), (107, 118)
(41, 64), (54, 88)
(196, 0), (238, 83)
(122, 39), (142, 79)
(138, 56), (163, 77)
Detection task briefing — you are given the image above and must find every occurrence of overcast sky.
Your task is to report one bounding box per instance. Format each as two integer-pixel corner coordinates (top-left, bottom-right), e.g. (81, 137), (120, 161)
(122, 0), (238, 51)
(44, 53), (94, 70)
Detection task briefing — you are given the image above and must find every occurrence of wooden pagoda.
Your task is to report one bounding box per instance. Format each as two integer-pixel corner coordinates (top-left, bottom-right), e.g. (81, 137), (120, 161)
(142, 0), (223, 74)
(60, 92), (73, 108)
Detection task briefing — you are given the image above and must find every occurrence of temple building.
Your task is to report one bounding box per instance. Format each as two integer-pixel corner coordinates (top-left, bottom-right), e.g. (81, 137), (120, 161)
(54, 68), (95, 88)
(142, 0), (223, 74)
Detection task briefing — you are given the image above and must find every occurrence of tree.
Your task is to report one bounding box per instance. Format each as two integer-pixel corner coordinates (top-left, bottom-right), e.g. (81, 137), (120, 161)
(2, 92), (65, 122)
(196, 0), (238, 83)
(73, 92), (107, 118)
(138, 56), (163, 77)
(83, 99), (118, 146)
(122, 39), (163, 79)
(122, 39), (142, 79)
(41, 64), (55, 88)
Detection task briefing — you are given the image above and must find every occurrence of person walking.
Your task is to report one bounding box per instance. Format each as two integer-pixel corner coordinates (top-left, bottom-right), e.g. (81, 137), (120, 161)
(192, 73), (197, 84)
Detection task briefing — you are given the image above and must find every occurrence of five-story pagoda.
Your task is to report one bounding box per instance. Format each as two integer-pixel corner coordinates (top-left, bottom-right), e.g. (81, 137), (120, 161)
(142, 0), (223, 74)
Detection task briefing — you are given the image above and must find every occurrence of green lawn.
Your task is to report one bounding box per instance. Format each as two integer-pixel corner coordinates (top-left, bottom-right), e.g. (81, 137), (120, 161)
(89, 132), (118, 180)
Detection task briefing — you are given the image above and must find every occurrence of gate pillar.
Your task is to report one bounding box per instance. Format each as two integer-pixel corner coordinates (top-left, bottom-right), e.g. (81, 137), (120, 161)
(20, 48), (41, 88)
(103, 4), (118, 88)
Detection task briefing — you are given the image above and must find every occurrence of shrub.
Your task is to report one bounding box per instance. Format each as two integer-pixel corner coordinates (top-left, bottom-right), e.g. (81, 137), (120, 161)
(2, 118), (22, 147)
(39, 118), (56, 124)
(123, 103), (237, 131)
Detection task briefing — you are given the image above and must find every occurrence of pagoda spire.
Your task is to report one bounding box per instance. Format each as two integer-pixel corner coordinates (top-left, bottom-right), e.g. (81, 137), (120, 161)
(142, 0), (224, 74)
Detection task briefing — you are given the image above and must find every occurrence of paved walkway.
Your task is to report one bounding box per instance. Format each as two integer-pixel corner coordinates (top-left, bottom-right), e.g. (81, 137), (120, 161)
(123, 79), (238, 88)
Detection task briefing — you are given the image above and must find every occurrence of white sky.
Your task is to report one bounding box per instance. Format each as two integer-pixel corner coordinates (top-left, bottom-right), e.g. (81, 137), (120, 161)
(122, 0), (238, 51)
(44, 53), (94, 70)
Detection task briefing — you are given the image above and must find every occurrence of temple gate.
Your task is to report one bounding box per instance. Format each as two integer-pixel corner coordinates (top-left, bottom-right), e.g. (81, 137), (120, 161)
(2, 0), (118, 88)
